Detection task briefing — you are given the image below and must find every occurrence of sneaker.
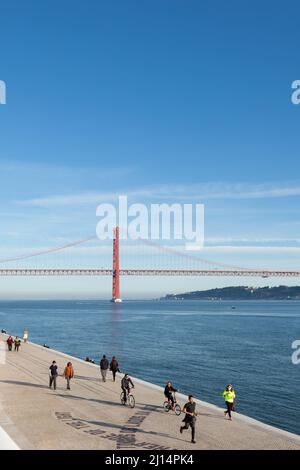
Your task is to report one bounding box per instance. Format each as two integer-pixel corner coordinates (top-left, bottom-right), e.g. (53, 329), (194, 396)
(191, 440), (196, 444)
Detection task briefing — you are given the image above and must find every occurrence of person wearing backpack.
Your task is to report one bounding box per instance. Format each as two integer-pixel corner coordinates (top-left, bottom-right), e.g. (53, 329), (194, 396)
(100, 354), (109, 382)
(110, 356), (119, 382)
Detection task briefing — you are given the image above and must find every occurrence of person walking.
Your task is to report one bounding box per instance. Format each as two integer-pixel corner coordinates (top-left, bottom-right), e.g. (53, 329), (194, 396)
(6, 336), (14, 351)
(110, 356), (119, 382)
(64, 362), (74, 390)
(49, 361), (58, 390)
(180, 395), (197, 444)
(100, 354), (109, 382)
(223, 384), (236, 421)
(14, 336), (21, 352)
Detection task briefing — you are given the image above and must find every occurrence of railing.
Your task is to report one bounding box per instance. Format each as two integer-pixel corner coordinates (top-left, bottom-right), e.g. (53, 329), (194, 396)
(0, 269), (300, 277)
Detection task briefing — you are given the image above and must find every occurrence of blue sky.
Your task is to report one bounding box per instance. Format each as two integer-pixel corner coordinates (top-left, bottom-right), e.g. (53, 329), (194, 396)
(1, 0), (300, 298)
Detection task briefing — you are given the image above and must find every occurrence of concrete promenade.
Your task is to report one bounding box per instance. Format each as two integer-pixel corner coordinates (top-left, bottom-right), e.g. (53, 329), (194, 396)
(0, 334), (300, 450)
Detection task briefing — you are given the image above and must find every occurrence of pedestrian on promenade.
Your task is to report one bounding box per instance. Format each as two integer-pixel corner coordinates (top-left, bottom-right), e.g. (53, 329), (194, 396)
(100, 354), (109, 382)
(223, 384), (236, 421)
(6, 336), (14, 351)
(49, 361), (58, 390)
(64, 362), (74, 390)
(14, 336), (21, 352)
(23, 329), (29, 343)
(110, 356), (119, 382)
(180, 395), (197, 444)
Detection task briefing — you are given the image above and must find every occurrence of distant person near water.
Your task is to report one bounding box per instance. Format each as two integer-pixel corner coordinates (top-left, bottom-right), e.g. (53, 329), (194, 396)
(164, 381), (177, 410)
(64, 362), (74, 390)
(223, 384), (236, 421)
(100, 355), (109, 382)
(85, 357), (95, 363)
(180, 395), (197, 444)
(110, 356), (119, 382)
(14, 336), (21, 352)
(23, 329), (29, 343)
(49, 361), (58, 390)
(6, 336), (14, 351)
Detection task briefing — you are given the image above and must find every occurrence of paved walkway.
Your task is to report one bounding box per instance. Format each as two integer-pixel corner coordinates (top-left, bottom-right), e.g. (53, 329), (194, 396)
(0, 334), (299, 450)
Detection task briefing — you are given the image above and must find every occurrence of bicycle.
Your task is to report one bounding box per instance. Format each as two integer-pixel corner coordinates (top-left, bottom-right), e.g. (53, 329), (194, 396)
(163, 392), (181, 416)
(120, 388), (135, 408)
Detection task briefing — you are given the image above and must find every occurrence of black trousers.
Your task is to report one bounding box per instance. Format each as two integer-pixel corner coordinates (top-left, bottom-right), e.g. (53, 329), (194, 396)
(225, 401), (233, 418)
(182, 420), (195, 440)
(122, 387), (129, 402)
(165, 393), (174, 407)
(112, 370), (117, 381)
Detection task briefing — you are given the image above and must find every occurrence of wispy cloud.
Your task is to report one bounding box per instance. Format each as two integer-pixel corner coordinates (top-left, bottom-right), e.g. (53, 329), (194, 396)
(15, 181), (300, 207)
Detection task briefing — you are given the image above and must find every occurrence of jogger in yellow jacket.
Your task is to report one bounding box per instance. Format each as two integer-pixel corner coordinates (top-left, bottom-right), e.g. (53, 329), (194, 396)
(223, 384), (236, 421)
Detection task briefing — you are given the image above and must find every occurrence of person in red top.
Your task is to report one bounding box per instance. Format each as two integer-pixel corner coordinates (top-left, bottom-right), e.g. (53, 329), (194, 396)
(6, 336), (14, 351)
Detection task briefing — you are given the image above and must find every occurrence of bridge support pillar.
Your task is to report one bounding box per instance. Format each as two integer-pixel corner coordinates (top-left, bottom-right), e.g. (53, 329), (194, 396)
(111, 226), (122, 303)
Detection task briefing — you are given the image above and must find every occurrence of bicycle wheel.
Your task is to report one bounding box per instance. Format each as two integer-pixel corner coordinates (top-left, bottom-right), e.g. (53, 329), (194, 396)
(128, 394), (135, 408)
(174, 404), (181, 416)
(163, 401), (170, 412)
(120, 391), (126, 405)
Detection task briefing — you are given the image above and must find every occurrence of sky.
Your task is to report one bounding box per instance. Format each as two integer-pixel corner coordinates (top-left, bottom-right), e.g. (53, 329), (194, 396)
(1, 0), (300, 299)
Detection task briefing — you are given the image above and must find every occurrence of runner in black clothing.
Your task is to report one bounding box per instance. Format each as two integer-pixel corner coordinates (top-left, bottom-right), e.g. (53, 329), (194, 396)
(180, 395), (197, 443)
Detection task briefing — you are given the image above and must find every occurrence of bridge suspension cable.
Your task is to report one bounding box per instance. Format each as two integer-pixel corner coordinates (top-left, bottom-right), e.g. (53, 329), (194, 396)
(138, 238), (260, 272)
(0, 236), (97, 264)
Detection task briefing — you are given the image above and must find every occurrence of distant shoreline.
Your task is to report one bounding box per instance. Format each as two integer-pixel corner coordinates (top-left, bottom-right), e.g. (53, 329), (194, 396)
(160, 285), (300, 301)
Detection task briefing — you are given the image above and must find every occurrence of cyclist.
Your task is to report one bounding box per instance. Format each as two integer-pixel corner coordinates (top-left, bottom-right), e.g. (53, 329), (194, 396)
(121, 373), (134, 403)
(164, 381), (177, 410)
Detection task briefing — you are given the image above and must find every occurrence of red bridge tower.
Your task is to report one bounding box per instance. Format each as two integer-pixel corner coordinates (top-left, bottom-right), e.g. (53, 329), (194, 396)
(112, 226), (122, 303)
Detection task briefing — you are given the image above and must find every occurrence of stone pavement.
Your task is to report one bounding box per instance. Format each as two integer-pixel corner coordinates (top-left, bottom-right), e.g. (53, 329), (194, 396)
(0, 334), (299, 450)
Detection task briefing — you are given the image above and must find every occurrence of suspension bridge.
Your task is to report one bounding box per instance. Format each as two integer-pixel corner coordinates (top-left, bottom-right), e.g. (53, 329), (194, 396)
(1, 227), (300, 302)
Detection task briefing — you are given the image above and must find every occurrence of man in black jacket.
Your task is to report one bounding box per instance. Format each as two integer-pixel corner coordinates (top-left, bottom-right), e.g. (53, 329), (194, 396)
(49, 361), (58, 390)
(180, 395), (197, 443)
(100, 354), (109, 382)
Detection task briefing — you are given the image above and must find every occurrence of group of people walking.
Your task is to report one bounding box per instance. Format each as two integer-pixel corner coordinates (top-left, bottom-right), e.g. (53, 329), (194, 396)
(100, 354), (119, 382)
(49, 361), (74, 390)
(48, 354), (120, 391)
(6, 335), (21, 352)
(4, 332), (237, 446)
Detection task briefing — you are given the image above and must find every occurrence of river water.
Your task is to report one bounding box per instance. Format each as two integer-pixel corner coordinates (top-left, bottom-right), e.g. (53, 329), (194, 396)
(0, 299), (299, 435)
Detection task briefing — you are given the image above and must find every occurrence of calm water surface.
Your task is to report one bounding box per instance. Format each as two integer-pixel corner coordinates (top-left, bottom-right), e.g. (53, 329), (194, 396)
(0, 299), (299, 435)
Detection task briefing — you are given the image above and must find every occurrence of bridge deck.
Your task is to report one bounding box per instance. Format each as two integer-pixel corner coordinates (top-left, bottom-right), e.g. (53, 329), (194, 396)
(0, 268), (300, 277)
(0, 334), (299, 450)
